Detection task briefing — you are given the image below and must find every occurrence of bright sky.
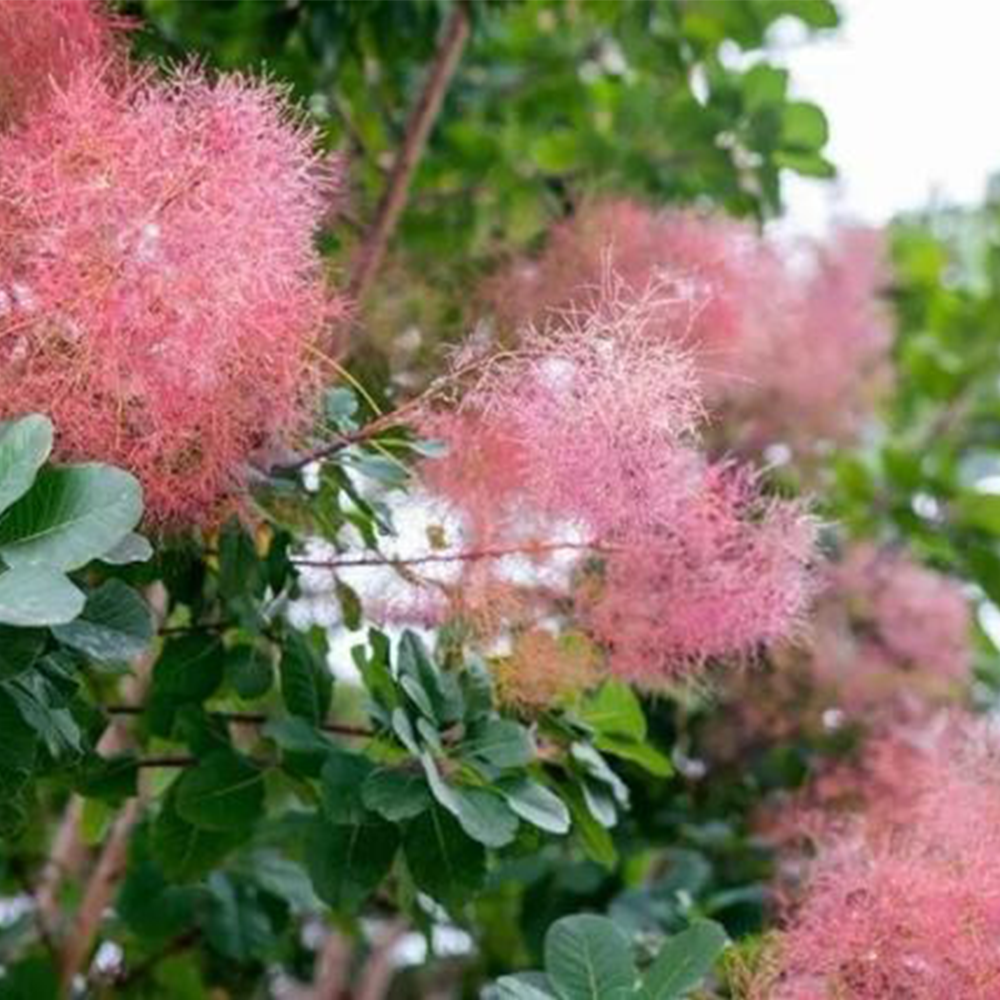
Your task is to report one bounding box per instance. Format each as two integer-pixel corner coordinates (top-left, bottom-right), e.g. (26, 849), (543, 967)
(777, 0), (1000, 233)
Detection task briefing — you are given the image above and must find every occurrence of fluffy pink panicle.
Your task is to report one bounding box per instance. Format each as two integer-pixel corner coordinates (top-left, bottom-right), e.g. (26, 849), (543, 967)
(0, 0), (126, 129)
(736, 225), (893, 450)
(775, 720), (1000, 999)
(423, 281), (817, 682)
(580, 467), (817, 680)
(484, 198), (774, 374)
(484, 201), (893, 453)
(810, 543), (971, 713)
(0, 67), (341, 525)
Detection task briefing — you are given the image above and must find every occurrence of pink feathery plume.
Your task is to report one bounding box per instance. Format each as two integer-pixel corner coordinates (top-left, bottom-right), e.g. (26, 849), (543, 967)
(735, 225), (893, 450)
(484, 201), (893, 454)
(0, 66), (343, 526)
(484, 198), (773, 371)
(0, 0), (128, 129)
(809, 543), (971, 713)
(775, 718), (1000, 999)
(420, 279), (817, 683)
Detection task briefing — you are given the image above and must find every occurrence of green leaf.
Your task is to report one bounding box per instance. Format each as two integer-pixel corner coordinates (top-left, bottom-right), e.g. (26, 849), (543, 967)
(51, 580), (153, 663)
(151, 790), (246, 881)
(579, 682), (646, 741)
(452, 786), (520, 848)
(781, 100), (829, 151)
(397, 629), (461, 725)
(204, 873), (276, 962)
(545, 915), (637, 1000)
(566, 786), (617, 870)
(594, 735), (673, 778)
(321, 748), (375, 825)
(0, 414), (53, 516)
(571, 743), (630, 807)
(464, 718), (536, 769)
(281, 631), (332, 724)
(218, 520), (262, 600)
(0, 566), (84, 627)
(492, 973), (558, 999)
(74, 753), (138, 805)
(353, 630), (399, 716)
(640, 921), (728, 1000)
(404, 804), (486, 907)
(392, 708), (421, 754)
(498, 777), (571, 835)
(0, 464), (142, 571)
(530, 131), (581, 173)
(362, 766), (432, 821)
(581, 778), (618, 829)
(956, 492), (1000, 533)
(152, 636), (224, 703)
(174, 750), (266, 832)
(0, 626), (45, 680)
(100, 532), (153, 566)
(0, 956), (58, 1000)
(0, 686), (38, 835)
(741, 64), (788, 112)
(224, 644), (274, 700)
(6, 671), (81, 757)
(264, 716), (333, 756)
(306, 816), (399, 911)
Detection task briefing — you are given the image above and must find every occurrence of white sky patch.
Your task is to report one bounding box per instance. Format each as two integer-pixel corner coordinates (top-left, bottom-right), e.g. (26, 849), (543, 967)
(772, 0), (1000, 234)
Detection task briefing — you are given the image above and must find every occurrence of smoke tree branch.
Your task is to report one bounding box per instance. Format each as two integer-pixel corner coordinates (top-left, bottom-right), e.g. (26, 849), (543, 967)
(36, 584), (168, 938)
(347, 0), (472, 302)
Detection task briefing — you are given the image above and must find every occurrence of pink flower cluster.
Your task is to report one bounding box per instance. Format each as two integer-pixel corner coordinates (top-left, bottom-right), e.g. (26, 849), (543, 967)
(0, 0), (125, 128)
(484, 198), (891, 452)
(775, 719), (1000, 999)
(423, 282), (817, 684)
(810, 543), (971, 713)
(739, 226), (893, 451)
(0, 3), (341, 525)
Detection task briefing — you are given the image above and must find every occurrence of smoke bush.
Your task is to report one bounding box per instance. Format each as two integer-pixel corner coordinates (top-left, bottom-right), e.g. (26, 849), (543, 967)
(0, 0), (125, 129)
(484, 198), (891, 452)
(775, 719), (1000, 999)
(809, 543), (971, 713)
(421, 282), (817, 684)
(0, 65), (341, 525)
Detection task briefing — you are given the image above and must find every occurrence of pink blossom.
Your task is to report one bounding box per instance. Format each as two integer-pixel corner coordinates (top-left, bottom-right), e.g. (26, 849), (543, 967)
(484, 198), (774, 377)
(775, 720), (1000, 999)
(420, 283), (817, 683)
(483, 201), (892, 453)
(0, 67), (342, 525)
(735, 226), (893, 451)
(810, 543), (971, 713)
(578, 467), (816, 680)
(0, 0), (126, 129)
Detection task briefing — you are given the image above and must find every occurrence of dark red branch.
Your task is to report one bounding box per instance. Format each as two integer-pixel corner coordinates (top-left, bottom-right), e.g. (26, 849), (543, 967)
(347, 1), (472, 302)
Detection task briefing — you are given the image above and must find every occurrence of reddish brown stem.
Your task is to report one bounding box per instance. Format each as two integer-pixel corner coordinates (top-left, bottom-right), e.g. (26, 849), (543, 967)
(37, 585), (167, 940)
(105, 705), (374, 739)
(347, 1), (472, 302)
(291, 540), (614, 571)
(59, 799), (142, 991)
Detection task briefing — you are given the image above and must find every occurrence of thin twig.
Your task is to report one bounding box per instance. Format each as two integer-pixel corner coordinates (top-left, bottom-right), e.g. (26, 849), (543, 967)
(59, 799), (142, 990)
(105, 705), (374, 739)
(355, 920), (409, 1000)
(291, 540), (614, 571)
(135, 756), (198, 769)
(347, 0), (472, 302)
(37, 584), (168, 938)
